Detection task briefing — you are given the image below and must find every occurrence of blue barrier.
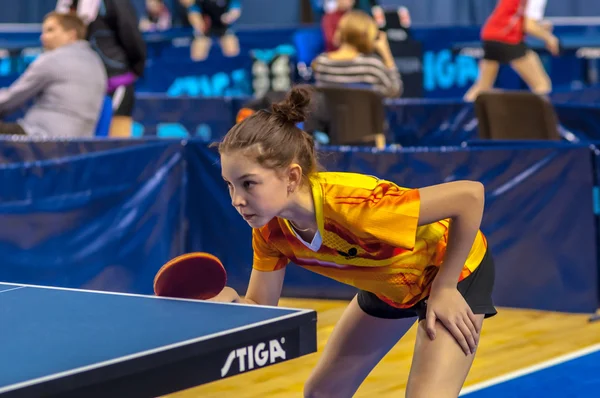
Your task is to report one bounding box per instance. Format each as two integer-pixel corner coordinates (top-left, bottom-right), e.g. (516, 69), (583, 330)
(132, 96), (600, 147)
(384, 99), (477, 146)
(8, 95), (600, 146)
(0, 139), (597, 314)
(0, 138), (158, 164)
(554, 104), (600, 142)
(132, 95), (236, 140)
(0, 140), (186, 294)
(591, 143), (600, 317)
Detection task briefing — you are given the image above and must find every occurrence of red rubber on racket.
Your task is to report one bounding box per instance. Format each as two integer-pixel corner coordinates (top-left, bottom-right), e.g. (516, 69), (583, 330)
(153, 252), (227, 300)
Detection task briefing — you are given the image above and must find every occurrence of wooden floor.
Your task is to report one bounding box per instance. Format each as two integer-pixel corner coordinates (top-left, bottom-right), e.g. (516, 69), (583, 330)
(168, 298), (600, 398)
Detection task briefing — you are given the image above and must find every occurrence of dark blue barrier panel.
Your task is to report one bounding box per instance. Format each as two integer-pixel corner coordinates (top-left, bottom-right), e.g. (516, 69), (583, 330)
(187, 142), (598, 313)
(385, 100), (600, 146)
(554, 104), (600, 142)
(0, 140), (186, 295)
(132, 95), (235, 140)
(0, 137), (165, 164)
(591, 143), (600, 311)
(123, 95), (600, 146)
(5, 93), (596, 146)
(550, 84), (600, 104)
(133, 96), (481, 145)
(385, 99), (477, 146)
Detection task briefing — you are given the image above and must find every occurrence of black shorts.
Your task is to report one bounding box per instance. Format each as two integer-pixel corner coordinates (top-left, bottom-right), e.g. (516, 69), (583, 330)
(207, 24), (233, 38)
(109, 84), (135, 117)
(202, 14), (234, 38)
(357, 249), (497, 320)
(483, 40), (528, 63)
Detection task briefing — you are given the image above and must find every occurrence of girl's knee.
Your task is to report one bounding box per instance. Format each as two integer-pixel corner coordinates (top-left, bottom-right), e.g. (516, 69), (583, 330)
(406, 371), (463, 398)
(221, 35), (240, 57)
(406, 387), (461, 398)
(532, 77), (552, 95)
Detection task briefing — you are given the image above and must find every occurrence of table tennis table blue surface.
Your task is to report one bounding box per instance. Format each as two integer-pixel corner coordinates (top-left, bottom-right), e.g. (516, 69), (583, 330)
(452, 34), (600, 86)
(0, 30), (184, 52)
(454, 34), (600, 53)
(554, 35), (600, 47)
(0, 282), (317, 397)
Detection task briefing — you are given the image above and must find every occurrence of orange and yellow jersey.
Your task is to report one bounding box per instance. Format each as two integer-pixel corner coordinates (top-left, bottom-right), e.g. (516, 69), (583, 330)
(252, 172), (488, 308)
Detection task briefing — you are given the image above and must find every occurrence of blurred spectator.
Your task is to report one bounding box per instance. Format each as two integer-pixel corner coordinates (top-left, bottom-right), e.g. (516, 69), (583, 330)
(56, 0), (147, 138)
(179, 0), (242, 61)
(322, 0), (386, 52)
(314, 0), (382, 18)
(312, 10), (402, 98)
(321, 1), (414, 52)
(139, 0), (172, 32)
(322, 0), (354, 52)
(0, 12), (106, 138)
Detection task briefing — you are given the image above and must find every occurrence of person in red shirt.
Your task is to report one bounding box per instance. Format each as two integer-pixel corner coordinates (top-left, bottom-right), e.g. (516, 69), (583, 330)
(321, 0), (383, 52)
(464, 0), (559, 102)
(322, 0), (357, 52)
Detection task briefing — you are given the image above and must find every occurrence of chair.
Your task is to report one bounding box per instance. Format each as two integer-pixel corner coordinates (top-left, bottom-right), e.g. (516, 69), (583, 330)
(95, 96), (113, 137)
(316, 86), (386, 149)
(474, 91), (560, 140)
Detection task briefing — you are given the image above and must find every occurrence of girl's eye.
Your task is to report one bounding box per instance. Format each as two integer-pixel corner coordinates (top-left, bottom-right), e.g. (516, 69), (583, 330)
(243, 181), (255, 189)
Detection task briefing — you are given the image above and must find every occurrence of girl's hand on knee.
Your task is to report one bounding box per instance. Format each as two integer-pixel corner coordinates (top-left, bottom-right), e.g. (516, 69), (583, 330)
(425, 287), (480, 356)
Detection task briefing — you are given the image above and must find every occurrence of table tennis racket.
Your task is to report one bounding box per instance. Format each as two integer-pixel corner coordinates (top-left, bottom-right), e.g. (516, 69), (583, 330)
(153, 252), (227, 300)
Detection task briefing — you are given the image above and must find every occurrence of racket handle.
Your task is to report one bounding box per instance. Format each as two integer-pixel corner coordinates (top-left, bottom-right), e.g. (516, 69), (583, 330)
(206, 286), (240, 303)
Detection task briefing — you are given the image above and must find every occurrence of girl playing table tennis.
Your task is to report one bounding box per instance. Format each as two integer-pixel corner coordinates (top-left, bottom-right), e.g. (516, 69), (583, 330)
(211, 86), (496, 397)
(463, 0), (559, 102)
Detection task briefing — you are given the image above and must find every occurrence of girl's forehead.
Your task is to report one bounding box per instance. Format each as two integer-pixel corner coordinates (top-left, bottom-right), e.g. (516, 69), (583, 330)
(221, 152), (257, 167)
(221, 154), (269, 176)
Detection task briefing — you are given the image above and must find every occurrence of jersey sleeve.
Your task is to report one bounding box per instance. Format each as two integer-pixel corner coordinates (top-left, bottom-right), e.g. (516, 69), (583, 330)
(252, 228), (290, 272)
(525, 0), (547, 20)
(343, 181), (421, 250)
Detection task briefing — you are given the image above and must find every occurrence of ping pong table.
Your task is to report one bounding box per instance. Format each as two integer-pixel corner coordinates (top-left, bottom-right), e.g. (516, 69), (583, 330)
(0, 282), (317, 398)
(452, 34), (600, 84)
(453, 35), (600, 58)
